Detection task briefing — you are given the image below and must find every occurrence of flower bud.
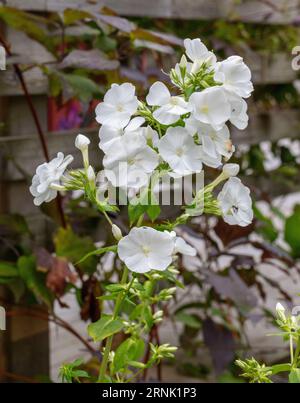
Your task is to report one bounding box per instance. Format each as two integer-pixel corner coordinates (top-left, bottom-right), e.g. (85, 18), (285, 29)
(223, 163), (240, 178)
(87, 165), (95, 182)
(112, 224), (123, 241)
(276, 302), (286, 321)
(75, 134), (90, 169)
(179, 55), (187, 69)
(75, 134), (90, 151)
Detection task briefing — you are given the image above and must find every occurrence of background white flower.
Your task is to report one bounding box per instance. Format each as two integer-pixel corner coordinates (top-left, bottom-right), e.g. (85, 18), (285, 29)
(158, 127), (202, 175)
(146, 81), (190, 125)
(217, 177), (253, 227)
(189, 87), (231, 130)
(30, 152), (73, 206)
(214, 55), (253, 99)
(103, 132), (159, 190)
(118, 227), (175, 273)
(95, 83), (138, 128)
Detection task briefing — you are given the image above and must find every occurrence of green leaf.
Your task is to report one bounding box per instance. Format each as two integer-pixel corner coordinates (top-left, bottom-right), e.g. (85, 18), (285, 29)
(0, 262), (19, 278)
(59, 73), (102, 102)
(254, 205), (278, 242)
(113, 337), (145, 373)
(271, 363), (291, 375)
(77, 245), (117, 265)
(63, 8), (92, 25)
(88, 314), (123, 342)
(147, 204), (161, 222)
(175, 312), (202, 329)
(284, 205), (300, 258)
(54, 226), (98, 274)
(0, 6), (54, 52)
(289, 368), (300, 383)
(128, 203), (148, 226)
(17, 255), (53, 308)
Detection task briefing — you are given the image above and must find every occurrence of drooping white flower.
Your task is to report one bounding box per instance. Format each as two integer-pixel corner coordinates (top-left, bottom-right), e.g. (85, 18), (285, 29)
(146, 81), (190, 125)
(227, 93), (249, 130)
(184, 38), (217, 70)
(118, 227), (175, 273)
(185, 118), (234, 161)
(158, 127), (202, 176)
(217, 177), (253, 227)
(189, 87), (231, 130)
(99, 117), (144, 153)
(30, 152), (73, 206)
(214, 56), (253, 99)
(174, 237), (197, 256)
(103, 132), (159, 190)
(95, 83), (138, 128)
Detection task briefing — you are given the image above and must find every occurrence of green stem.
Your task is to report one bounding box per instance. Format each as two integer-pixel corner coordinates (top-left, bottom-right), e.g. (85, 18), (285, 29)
(290, 335), (294, 365)
(98, 267), (129, 382)
(292, 337), (300, 368)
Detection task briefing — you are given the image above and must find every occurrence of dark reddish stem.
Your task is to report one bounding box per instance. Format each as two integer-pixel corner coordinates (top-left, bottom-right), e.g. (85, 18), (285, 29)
(0, 33), (66, 228)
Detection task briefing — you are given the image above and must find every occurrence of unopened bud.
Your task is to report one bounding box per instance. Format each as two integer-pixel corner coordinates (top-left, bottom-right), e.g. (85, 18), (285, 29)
(75, 134), (90, 151)
(112, 224), (123, 241)
(223, 163), (240, 178)
(276, 302), (286, 321)
(87, 165), (95, 182)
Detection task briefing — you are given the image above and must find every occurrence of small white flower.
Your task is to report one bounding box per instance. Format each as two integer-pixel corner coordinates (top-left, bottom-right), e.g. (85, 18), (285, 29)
(95, 83), (138, 128)
(217, 177), (253, 227)
(103, 132), (159, 190)
(118, 227), (175, 273)
(185, 118), (234, 161)
(228, 93), (249, 130)
(214, 56), (253, 99)
(184, 38), (216, 70)
(158, 127), (202, 176)
(189, 87), (231, 130)
(99, 117), (144, 153)
(146, 81), (190, 125)
(30, 152), (73, 206)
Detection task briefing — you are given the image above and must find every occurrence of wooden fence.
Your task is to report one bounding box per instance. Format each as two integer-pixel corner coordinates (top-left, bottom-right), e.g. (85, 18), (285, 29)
(0, 0), (299, 381)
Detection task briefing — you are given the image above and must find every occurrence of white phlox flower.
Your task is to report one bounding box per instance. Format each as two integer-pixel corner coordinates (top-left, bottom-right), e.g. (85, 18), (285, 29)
(184, 38), (217, 72)
(99, 117), (145, 153)
(103, 132), (159, 190)
(158, 127), (202, 176)
(188, 86), (231, 131)
(217, 177), (253, 227)
(30, 152), (73, 206)
(214, 55), (253, 99)
(95, 83), (139, 128)
(146, 81), (190, 125)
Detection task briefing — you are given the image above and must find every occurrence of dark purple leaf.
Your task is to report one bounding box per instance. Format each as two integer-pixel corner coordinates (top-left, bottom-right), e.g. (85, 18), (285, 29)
(203, 318), (235, 375)
(58, 49), (119, 71)
(207, 269), (257, 313)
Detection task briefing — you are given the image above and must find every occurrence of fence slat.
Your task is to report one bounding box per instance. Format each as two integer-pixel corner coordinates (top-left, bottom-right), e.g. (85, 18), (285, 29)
(4, 0), (300, 24)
